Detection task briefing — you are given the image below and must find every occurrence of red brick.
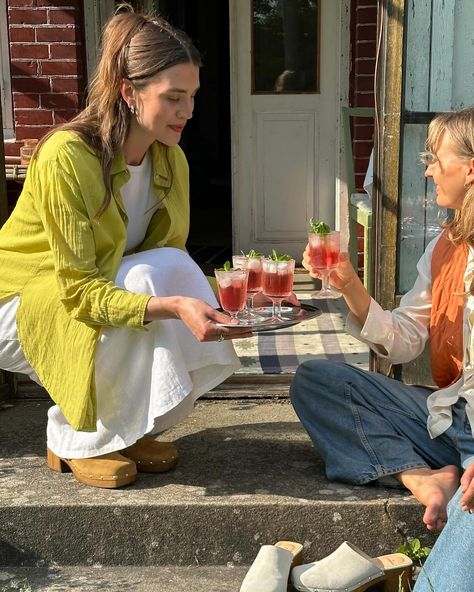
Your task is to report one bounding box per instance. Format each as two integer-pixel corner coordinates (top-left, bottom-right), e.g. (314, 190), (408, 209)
(16, 109), (53, 125)
(50, 77), (82, 93)
(49, 43), (79, 60)
(37, 0), (81, 6)
(355, 172), (367, 191)
(36, 26), (78, 42)
(356, 6), (378, 25)
(12, 76), (50, 93)
(10, 44), (49, 59)
(4, 142), (23, 158)
(354, 75), (374, 92)
(355, 41), (376, 59)
(9, 27), (36, 42)
(11, 61), (38, 77)
(40, 60), (81, 76)
(355, 58), (376, 75)
(8, 8), (47, 25)
(353, 123), (375, 141)
(54, 109), (80, 124)
(13, 93), (40, 108)
(48, 8), (77, 25)
(15, 126), (52, 141)
(41, 93), (79, 109)
(354, 93), (375, 108)
(356, 24), (377, 41)
(9, 0), (37, 7)
(353, 141), (373, 159)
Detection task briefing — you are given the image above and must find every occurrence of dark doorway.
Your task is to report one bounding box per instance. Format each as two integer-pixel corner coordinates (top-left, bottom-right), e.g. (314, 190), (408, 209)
(156, 1), (233, 269)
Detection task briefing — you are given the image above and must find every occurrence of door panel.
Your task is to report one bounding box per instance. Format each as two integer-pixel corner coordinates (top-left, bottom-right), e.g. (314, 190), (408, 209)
(230, 0), (345, 260)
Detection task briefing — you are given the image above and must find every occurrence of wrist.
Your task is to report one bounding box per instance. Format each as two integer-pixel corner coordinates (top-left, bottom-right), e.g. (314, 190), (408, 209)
(339, 273), (359, 293)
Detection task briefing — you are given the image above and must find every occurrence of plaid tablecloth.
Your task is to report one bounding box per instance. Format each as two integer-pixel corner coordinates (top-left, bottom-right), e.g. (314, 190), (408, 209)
(232, 294), (370, 375)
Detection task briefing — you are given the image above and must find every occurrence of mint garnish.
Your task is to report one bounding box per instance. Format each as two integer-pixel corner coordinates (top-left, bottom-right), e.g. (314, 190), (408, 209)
(309, 218), (331, 234)
(217, 261), (231, 271)
(241, 248), (263, 258)
(269, 249), (291, 262)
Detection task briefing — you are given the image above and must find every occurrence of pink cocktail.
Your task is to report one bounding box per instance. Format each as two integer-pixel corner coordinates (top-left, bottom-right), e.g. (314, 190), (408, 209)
(308, 230), (341, 299)
(232, 254), (264, 323)
(262, 257), (295, 321)
(214, 268), (248, 319)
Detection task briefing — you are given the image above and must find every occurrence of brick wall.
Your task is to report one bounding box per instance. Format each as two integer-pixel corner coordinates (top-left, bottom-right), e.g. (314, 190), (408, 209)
(5, 0), (87, 158)
(350, 0), (377, 192)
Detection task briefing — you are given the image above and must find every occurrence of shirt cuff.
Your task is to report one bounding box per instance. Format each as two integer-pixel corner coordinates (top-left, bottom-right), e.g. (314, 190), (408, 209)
(345, 298), (394, 357)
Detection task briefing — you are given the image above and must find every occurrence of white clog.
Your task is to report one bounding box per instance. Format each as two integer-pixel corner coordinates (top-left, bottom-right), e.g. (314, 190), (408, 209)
(291, 541), (413, 592)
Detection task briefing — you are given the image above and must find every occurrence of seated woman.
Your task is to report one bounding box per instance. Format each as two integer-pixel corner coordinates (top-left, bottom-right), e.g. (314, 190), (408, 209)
(0, 7), (251, 489)
(291, 106), (474, 533)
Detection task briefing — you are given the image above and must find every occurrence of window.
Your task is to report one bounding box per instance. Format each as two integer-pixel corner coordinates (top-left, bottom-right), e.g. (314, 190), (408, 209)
(0, 0), (13, 139)
(252, 0), (320, 94)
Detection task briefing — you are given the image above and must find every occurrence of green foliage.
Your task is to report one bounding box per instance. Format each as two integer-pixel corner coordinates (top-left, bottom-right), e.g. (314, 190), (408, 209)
(241, 249), (263, 258)
(0, 578), (33, 592)
(269, 249), (291, 261)
(309, 218), (331, 234)
(218, 261), (231, 271)
(397, 538), (431, 563)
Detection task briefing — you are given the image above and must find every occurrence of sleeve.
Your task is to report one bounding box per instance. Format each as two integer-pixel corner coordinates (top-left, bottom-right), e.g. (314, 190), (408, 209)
(346, 234), (440, 363)
(36, 160), (151, 328)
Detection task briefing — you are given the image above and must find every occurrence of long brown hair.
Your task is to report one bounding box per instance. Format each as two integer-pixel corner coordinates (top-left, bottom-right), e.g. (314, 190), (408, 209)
(425, 107), (474, 247)
(35, 4), (201, 218)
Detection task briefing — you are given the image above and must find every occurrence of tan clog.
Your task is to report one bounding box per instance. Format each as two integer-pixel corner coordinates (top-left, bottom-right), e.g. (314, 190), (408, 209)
(47, 449), (137, 489)
(120, 436), (178, 473)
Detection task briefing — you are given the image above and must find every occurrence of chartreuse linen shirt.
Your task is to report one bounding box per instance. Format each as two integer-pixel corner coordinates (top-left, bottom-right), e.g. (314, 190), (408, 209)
(0, 131), (190, 431)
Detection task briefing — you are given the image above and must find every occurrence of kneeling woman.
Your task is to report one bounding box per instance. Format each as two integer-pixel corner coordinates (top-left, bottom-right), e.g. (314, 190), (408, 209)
(0, 8), (250, 488)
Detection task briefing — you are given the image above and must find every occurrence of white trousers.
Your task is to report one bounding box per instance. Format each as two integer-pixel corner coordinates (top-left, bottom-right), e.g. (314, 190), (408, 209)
(0, 248), (240, 458)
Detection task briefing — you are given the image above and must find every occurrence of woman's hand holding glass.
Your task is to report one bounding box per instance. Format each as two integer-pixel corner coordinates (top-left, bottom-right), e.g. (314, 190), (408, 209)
(302, 245), (358, 293)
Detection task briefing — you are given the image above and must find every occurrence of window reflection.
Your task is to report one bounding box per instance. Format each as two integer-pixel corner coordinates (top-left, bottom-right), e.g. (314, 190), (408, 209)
(252, 0), (319, 94)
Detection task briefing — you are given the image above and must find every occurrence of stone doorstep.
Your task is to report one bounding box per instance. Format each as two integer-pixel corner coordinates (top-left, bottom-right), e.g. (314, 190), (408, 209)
(0, 566), (250, 592)
(0, 400), (435, 569)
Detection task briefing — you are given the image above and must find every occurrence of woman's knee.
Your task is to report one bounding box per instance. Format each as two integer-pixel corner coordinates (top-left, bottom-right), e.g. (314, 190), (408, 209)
(290, 359), (352, 405)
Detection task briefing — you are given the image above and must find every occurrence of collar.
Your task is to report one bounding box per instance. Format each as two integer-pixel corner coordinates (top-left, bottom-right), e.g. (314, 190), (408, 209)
(110, 142), (172, 189)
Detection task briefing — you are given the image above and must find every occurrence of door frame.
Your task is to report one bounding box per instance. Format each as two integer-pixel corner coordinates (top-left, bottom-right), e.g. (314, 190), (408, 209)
(228, 0), (352, 255)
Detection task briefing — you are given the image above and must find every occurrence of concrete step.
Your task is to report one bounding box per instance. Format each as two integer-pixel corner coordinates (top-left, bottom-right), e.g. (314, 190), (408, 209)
(0, 399), (434, 570)
(0, 565), (249, 592)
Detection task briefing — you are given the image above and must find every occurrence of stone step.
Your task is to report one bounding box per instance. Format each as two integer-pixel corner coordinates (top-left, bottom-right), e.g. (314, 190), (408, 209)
(0, 565), (249, 592)
(0, 399), (434, 570)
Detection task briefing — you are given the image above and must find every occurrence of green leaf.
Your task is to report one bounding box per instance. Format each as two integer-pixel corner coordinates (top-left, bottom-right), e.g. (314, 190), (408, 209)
(309, 217), (331, 234)
(217, 261), (231, 271)
(269, 249), (291, 261)
(246, 248), (263, 258)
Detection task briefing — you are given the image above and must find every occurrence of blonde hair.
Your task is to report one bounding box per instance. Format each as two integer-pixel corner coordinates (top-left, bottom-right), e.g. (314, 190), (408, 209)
(426, 106), (474, 247)
(35, 4), (201, 218)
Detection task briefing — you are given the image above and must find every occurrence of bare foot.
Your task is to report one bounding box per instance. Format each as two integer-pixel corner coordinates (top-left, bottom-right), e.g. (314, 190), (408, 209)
(395, 465), (460, 531)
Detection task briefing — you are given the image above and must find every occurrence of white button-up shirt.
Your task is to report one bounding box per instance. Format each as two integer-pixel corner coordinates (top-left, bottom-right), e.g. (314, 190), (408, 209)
(346, 233), (474, 439)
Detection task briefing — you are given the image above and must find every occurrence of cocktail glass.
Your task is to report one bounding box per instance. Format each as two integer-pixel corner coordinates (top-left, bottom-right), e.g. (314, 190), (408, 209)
(308, 230), (342, 299)
(232, 254), (264, 323)
(262, 257), (295, 322)
(214, 267), (249, 321)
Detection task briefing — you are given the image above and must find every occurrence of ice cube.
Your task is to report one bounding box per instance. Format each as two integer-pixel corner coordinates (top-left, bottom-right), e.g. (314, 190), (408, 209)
(219, 277), (232, 288)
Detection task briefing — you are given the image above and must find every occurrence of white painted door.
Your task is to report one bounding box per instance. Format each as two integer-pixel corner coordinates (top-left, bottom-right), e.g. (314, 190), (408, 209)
(229, 0), (349, 260)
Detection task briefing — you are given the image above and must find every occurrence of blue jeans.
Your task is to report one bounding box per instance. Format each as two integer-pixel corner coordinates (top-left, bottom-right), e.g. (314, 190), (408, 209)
(290, 360), (474, 484)
(413, 487), (474, 592)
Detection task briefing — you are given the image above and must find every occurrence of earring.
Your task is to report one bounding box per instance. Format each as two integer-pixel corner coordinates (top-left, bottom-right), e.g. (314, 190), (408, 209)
(129, 104), (135, 115)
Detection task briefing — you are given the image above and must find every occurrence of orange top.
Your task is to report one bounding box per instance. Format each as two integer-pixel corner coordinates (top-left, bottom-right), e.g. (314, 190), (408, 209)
(430, 231), (467, 388)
